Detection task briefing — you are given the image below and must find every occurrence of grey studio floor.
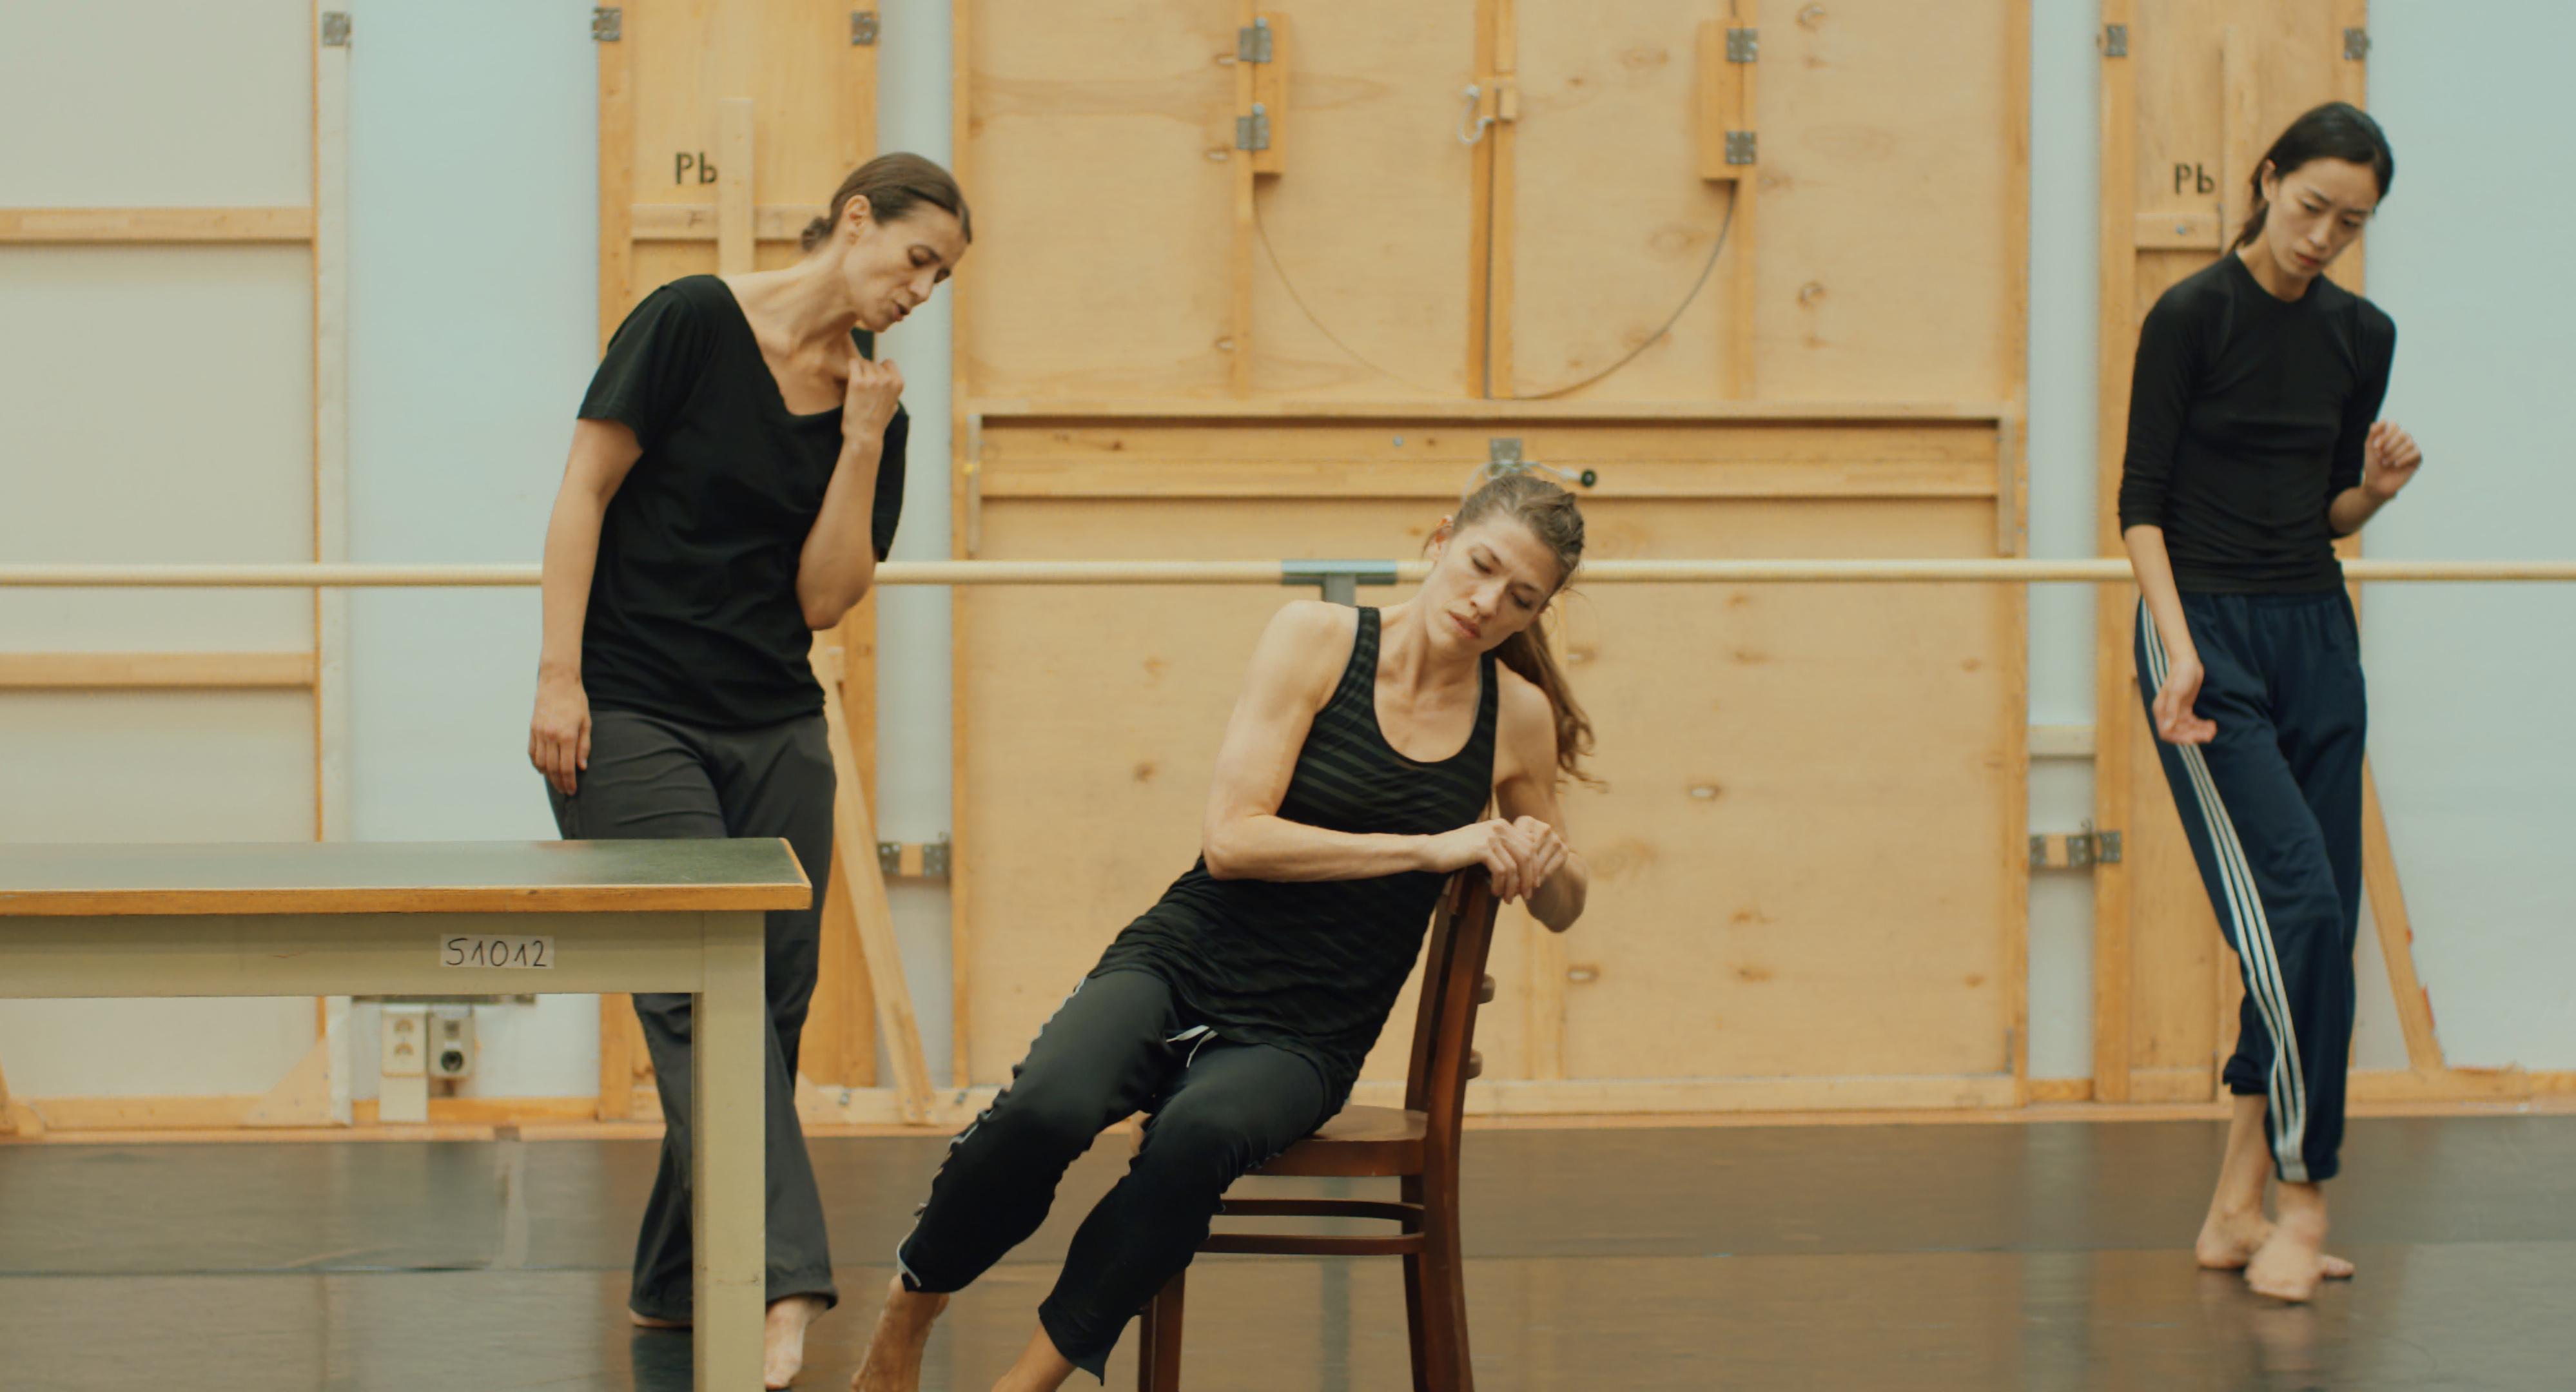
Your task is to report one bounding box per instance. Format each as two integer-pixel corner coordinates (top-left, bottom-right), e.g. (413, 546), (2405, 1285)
(3, 1116), (2573, 1391)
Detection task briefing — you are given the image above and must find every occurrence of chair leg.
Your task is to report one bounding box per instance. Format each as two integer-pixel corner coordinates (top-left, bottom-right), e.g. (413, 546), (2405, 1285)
(1421, 1191), (1473, 1391)
(1401, 1251), (1433, 1392)
(1137, 1270), (1186, 1392)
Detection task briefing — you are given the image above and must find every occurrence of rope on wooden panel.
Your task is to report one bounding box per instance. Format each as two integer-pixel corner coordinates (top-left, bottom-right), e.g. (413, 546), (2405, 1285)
(1519, 183), (1740, 401)
(1252, 182), (1742, 401)
(7, 559), (2576, 588)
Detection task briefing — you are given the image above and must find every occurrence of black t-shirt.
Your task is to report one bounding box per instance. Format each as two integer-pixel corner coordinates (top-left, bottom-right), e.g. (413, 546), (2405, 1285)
(576, 275), (905, 729)
(2118, 253), (2395, 594)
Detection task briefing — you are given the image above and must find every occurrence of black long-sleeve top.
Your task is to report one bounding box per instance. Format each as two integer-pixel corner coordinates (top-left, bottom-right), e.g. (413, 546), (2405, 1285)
(2118, 252), (2395, 593)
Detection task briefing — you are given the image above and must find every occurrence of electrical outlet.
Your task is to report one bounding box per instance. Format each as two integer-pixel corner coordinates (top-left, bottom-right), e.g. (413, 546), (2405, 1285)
(380, 1005), (427, 1078)
(428, 1006), (475, 1079)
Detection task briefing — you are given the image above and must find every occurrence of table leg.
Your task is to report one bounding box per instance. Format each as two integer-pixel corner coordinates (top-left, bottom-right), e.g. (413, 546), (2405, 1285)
(695, 909), (767, 1390)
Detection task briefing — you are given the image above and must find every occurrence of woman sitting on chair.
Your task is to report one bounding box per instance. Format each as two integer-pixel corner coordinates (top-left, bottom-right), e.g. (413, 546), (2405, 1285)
(852, 471), (1595, 1391)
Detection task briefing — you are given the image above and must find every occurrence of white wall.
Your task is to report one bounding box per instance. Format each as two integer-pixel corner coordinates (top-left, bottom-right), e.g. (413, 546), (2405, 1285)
(2352, 0), (2576, 1067)
(0, 0), (322, 1097)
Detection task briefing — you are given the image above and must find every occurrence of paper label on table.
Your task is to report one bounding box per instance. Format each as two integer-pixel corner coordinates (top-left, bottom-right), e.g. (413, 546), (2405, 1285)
(440, 934), (556, 969)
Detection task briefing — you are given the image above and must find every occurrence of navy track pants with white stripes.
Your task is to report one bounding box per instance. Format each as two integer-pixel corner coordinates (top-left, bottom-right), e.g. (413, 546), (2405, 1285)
(2136, 591), (2366, 1184)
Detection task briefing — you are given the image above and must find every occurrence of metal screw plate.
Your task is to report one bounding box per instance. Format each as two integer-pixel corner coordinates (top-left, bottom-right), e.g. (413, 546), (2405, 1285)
(592, 7), (622, 43)
(852, 10), (879, 45)
(1726, 26), (1758, 63)
(2102, 23), (2127, 58)
(320, 11), (350, 46)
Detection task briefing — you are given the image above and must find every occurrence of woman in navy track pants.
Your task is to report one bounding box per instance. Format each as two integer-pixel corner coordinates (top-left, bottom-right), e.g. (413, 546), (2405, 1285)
(2120, 101), (2423, 1303)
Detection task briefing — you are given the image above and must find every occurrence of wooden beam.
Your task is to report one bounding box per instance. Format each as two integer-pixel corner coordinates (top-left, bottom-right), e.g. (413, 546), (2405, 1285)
(1727, 2), (1757, 400)
(716, 97), (756, 276)
(950, 0), (982, 1089)
(1465, 0), (1503, 396)
(0, 207), (313, 244)
(1249, 14), (1289, 177)
(597, 14), (635, 353)
(2090, 0), (2139, 1105)
(2361, 762), (2444, 1071)
(313, 0), (353, 846)
(0, 652), (317, 690)
(2218, 26), (2261, 251)
(817, 646), (935, 1121)
(1487, 0), (1518, 398)
(950, 0), (981, 1089)
(962, 396), (2015, 423)
(630, 204), (826, 242)
(2133, 209), (2223, 250)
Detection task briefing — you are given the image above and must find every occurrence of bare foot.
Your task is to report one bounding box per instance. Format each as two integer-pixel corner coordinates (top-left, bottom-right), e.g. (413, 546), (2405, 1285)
(629, 1309), (690, 1330)
(2198, 1209), (2355, 1279)
(2195, 1206), (2274, 1270)
(2244, 1209), (2330, 1302)
(852, 1275), (949, 1392)
(764, 1295), (829, 1389)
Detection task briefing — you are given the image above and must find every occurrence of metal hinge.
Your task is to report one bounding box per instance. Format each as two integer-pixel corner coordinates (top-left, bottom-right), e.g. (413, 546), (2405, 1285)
(320, 11), (350, 46)
(1488, 438), (1525, 469)
(1726, 26), (1758, 63)
(1238, 17), (1273, 64)
(1235, 102), (1271, 152)
(2101, 23), (2128, 58)
(852, 10), (879, 46)
(2343, 26), (2370, 60)
(878, 838), (952, 880)
(2030, 824), (2123, 869)
(1725, 130), (1757, 166)
(592, 7), (622, 42)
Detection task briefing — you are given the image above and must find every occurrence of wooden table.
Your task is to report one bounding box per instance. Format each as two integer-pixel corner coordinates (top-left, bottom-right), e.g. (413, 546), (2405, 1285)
(0, 838), (808, 1391)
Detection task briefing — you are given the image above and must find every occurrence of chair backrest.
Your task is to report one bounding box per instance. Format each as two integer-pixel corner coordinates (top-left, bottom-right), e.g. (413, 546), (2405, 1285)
(1402, 875), (1501, 1150)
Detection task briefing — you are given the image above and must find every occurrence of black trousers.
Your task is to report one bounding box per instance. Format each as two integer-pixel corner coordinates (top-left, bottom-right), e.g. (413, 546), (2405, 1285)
(897, 969), (1331, 1379)
(2136, 592), (2367, 1184)
(547, 708), (839, 1319)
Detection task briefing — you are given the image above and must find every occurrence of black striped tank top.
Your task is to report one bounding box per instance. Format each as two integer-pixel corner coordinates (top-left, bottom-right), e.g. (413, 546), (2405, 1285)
(1092, 606), (1499, 1104)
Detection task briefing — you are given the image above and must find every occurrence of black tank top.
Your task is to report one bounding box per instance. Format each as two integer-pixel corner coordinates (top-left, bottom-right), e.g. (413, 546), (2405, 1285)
(1093, 608), (1500, 1105)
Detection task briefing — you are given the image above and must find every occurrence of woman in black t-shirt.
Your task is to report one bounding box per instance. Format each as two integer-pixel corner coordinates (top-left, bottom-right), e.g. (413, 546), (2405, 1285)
(2120, 104), (2422, 1305)
(529, 153), (968, 1386)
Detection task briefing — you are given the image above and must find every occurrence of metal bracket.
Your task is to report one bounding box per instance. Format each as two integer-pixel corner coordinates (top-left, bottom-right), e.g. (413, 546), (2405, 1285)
(1726, 26), (1758, 63)
(1725, 131), (1757, 166)
(1482, 436), (1599, 490)
(852, 10), (880, 45)
(1235, 103), (1271, 152)
(877, 838), (952, 881)
(2101, 23), (2128, 58)
(2029, 824), (2123, 869)
(320, 11), (351, 46)
(1238, 17), (1273, 64)
(1283, 559), (1398, 606)
(592, 6), (622, 42)
(2343, 26), (2370, 61)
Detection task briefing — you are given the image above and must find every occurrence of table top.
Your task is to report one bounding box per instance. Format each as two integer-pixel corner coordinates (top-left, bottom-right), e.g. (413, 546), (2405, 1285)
(0, 840), (810, 917)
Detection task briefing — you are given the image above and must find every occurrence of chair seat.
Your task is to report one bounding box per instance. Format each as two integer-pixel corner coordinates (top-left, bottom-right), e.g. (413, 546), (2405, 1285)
(1250, 1103), (1426, 1178)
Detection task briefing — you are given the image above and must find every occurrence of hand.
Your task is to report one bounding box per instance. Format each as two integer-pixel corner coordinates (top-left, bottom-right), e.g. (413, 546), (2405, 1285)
(2151, 652), (2217, 746)
(529, 673), (592, 796)
(841, 353), (904, 447)
(1420, 819), (1543, 901)
(1505, 817), (1570, 898)
(2361, 420), (2421, 501)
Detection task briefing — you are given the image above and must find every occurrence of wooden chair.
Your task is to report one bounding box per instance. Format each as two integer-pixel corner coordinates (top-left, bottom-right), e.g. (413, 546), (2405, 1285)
(1136, 875), (1500, 1392)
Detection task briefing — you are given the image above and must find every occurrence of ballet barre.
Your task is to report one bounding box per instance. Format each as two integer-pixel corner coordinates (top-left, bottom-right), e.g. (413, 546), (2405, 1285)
(3, 558), (2574, 588)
